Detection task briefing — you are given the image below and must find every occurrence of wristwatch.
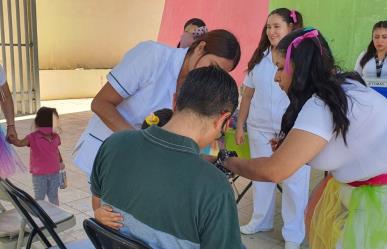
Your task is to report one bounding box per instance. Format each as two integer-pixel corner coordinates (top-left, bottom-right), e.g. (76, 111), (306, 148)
(213, 149), (238, 178)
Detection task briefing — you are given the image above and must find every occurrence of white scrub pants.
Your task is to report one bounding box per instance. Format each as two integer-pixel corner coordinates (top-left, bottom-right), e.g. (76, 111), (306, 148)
(247, 127), (310, 244)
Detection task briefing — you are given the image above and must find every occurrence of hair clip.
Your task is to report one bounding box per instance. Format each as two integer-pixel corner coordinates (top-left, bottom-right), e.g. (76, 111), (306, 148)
(290, 10), (298, 23)
(145, 113), (160, 126)
(192, 26), (208, 39)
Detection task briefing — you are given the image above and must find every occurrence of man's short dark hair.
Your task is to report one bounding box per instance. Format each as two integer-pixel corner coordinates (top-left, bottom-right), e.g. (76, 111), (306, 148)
(176, 66), (238, 116)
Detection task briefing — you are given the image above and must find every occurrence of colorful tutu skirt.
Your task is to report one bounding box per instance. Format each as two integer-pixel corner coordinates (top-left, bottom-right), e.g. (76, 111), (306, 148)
(0, 125), (26, 177)
(308, 176), (387, 249)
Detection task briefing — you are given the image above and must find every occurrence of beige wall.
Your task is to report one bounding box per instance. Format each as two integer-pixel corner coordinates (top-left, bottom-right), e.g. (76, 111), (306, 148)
(35, 0), (164, 99)
(37, 0), (165, 70)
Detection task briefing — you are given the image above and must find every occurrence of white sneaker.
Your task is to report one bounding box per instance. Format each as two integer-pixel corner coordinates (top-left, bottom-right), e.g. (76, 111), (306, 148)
(284, 241), (300, 249)
(240, 222), (272, 235)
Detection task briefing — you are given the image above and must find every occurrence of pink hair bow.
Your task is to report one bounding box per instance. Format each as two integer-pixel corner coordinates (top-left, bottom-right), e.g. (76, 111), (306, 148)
(284, 29), (322, 73)
(290, 10), (297, 23)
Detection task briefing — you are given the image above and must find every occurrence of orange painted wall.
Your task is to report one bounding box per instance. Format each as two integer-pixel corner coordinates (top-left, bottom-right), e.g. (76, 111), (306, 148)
(157, 0), (269, 84)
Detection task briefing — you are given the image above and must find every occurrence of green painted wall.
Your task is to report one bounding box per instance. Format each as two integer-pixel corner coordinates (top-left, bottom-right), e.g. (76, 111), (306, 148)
(270, 1), (387, 70)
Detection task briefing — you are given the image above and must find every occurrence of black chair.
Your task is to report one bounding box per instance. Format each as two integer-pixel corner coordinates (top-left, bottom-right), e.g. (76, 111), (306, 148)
(83, 218), (151, 249)
(0, 178), (93, 249)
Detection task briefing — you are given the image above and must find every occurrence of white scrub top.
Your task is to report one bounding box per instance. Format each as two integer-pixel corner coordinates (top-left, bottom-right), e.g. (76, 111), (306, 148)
(355, 51), (387, 78)
(73, 41), (188, 175)
(293, 79), (387, 183)
(0, 65), (6, 86)
(244, 50), (289, 133)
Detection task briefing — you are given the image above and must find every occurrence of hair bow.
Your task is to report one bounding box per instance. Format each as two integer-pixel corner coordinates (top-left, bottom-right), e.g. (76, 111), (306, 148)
(290, 10), (298, 23)
(285, 29), (322, 73)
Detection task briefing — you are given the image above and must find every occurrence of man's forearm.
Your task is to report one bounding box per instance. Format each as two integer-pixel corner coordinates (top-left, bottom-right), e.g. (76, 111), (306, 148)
(92, 195), (101, 211)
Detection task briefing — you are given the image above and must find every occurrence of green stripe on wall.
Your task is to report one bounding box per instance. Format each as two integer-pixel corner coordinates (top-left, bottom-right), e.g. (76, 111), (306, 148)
(269, 1), (387, 70)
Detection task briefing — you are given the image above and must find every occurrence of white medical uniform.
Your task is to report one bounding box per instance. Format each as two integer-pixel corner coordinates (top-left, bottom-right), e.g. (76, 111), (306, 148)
(243, 50), (310, 244)
(73, 41), (188, 176)
(294, 79), (387, 182)
(354, 51), (387, 78)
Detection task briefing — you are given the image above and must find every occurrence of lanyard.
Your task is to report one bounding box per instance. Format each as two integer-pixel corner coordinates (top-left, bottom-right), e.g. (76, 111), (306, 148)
(375, 55), (386, 78)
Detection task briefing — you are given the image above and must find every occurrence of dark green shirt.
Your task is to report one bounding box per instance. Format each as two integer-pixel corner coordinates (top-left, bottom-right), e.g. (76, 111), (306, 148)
(91, 125), (242, 249)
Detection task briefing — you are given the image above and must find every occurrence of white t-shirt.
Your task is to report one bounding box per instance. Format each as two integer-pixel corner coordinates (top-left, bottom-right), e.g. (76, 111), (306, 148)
(74, 41), (188, 175)
(244, 50), (289, 132)
(354, 51), (387, 78)
(293, 79), (387, 183)
(0, 65), (6, 86)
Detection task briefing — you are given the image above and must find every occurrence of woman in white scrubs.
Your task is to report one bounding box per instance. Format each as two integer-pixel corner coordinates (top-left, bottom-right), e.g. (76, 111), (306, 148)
(73, 29), (241, 176)
(226, 28), (387, 249)
(235, 8), (309, 249)
(354, 20), (387, 78)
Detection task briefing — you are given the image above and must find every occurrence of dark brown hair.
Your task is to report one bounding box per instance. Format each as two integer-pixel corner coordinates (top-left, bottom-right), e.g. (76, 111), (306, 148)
(35, 107), (59, 128)
(187, 29), (241, 71)
(247, 8), (303, 72)
(359, 21), (387, 68)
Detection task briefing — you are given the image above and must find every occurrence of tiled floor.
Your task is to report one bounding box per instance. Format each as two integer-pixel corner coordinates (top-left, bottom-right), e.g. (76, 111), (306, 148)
(3, 99), (323, 249)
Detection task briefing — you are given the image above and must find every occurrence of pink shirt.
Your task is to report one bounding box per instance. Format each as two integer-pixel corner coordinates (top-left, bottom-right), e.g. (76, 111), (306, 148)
(27, 127), (61, 175)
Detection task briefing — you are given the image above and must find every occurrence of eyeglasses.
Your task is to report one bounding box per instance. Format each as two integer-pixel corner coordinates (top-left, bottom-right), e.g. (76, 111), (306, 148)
(216, 113), (231, 140)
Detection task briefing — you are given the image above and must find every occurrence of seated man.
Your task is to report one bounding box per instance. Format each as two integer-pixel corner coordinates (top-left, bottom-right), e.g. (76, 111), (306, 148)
(91, 66), (243, 249)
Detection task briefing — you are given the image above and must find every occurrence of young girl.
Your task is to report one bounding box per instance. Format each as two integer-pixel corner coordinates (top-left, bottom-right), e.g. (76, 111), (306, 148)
(235, 8), (309, 249)
(12, 107), (64, 205)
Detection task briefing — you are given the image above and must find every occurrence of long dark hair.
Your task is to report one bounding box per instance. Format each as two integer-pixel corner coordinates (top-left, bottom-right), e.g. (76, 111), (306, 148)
(359, 21), (387, 68)
(187, 29), (241, 71)
(276, 29), (366, 144)
(247, 8), (303, 72)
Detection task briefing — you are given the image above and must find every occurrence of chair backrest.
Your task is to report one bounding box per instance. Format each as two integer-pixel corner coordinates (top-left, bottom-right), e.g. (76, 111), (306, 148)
(0, 178), (67, 249)
(83, 218), (151, 249)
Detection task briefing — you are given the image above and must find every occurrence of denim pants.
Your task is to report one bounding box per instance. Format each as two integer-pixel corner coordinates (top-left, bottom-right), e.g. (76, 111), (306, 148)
(32, 172), (60, 205)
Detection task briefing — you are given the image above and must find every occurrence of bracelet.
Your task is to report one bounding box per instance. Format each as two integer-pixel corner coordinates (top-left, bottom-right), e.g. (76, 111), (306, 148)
(7, 124), (15, 128)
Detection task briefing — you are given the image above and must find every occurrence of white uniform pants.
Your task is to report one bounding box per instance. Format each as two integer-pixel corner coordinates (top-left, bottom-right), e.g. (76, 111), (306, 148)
(247, 128), (310, 244)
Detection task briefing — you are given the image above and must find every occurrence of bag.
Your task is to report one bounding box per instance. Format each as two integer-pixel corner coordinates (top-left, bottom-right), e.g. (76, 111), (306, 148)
(59, 169), (67, 189)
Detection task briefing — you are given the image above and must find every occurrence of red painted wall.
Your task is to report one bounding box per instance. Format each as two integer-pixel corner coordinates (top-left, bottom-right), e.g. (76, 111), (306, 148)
(157, 0), (269, 85)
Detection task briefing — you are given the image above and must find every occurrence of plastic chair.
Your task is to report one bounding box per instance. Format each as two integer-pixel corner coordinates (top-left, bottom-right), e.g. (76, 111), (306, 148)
(83, 218), (151, 249)
(0, 178), (93, 249)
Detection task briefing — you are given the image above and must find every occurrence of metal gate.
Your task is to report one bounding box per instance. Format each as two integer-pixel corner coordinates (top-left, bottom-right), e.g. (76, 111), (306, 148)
(0, 0), (39, 116)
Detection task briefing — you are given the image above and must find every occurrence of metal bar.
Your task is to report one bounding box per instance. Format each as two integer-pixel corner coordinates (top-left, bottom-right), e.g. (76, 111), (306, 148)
(15, 0), (25, 113)
(30, 0), (39, 110)
(23, 0), (32, 113)
(0, 43), (28, 46)
(7, 0), (17, 112)
(0, 0), (7, 72)
(236, 181), (252, 204)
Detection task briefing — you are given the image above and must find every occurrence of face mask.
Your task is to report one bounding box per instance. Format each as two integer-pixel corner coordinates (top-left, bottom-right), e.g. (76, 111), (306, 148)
(179, 32), (195, 48)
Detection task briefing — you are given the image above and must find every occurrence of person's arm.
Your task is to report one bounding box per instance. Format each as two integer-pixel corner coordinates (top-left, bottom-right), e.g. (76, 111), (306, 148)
(0, 83), (17, 141)
(92, 196), (123, 230)
(225, 129), (327, 183)
(235, 86), (254, 145)
(11, 136), (29, 147)
(91, 83), (135, 132)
